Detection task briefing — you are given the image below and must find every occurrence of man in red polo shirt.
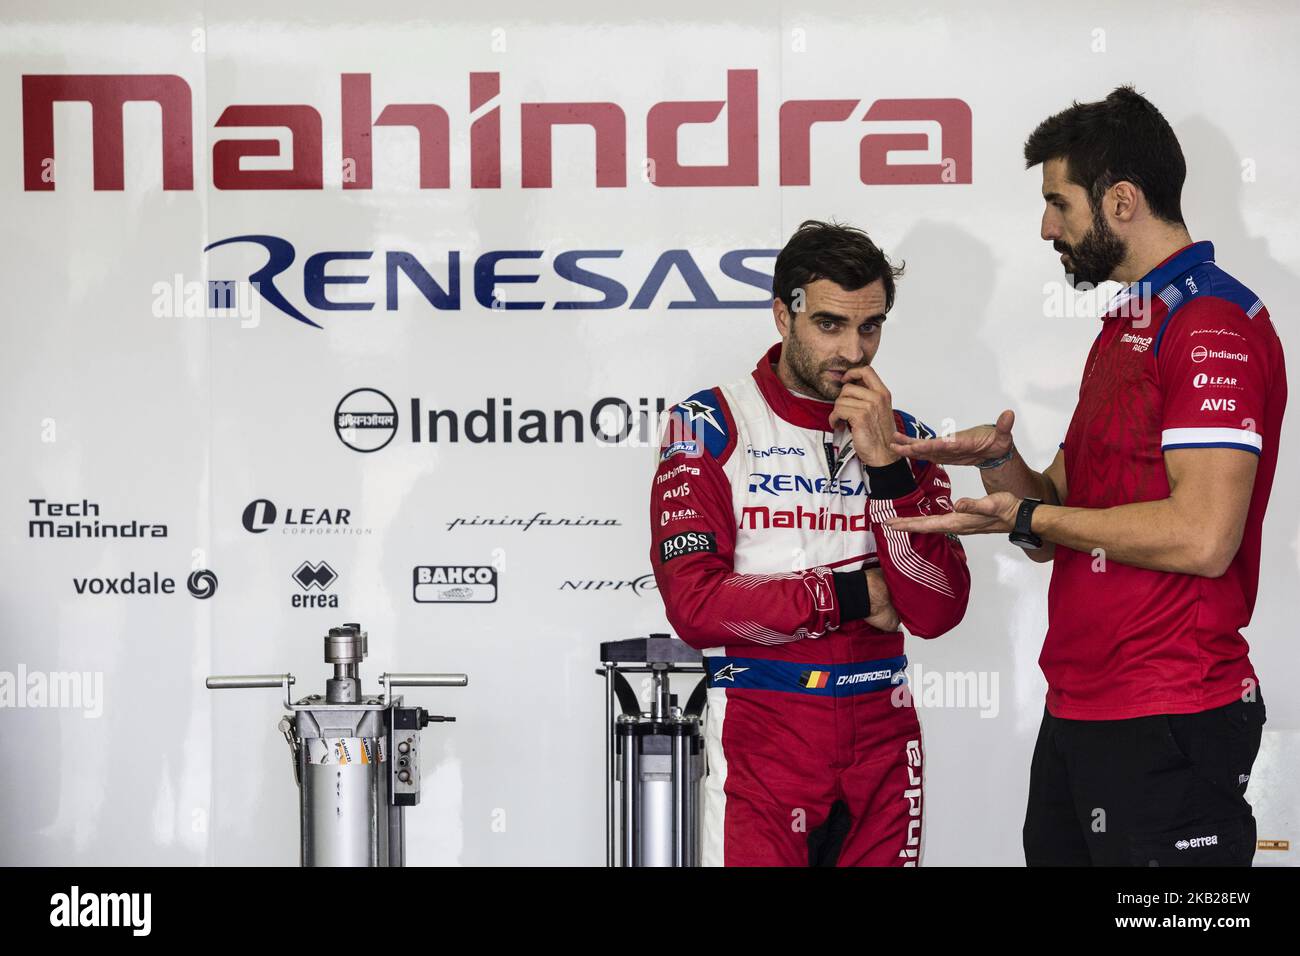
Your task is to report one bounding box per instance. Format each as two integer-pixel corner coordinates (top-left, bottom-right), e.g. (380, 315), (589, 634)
(888, 87), (1285, 865)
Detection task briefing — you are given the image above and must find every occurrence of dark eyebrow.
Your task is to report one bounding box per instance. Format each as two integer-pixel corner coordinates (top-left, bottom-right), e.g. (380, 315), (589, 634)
(1043, 191), (1067, 203)
(809, 310), (887, 324)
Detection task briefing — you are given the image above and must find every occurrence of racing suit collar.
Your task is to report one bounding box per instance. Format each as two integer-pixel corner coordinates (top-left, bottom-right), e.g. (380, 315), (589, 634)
(753, 343), (838, 431)
(1103, 240), (1213, 320)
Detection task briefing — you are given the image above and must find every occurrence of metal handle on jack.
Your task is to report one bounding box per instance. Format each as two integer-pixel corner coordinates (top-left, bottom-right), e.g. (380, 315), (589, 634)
(381, 673), (469, 688)
(206, 674), (297, 708)
(206, 674), (295, 689)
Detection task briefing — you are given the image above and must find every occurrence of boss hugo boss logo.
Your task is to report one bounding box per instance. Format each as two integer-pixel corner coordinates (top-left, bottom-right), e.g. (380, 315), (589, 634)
(413, 565), (498, 603)
(659, 531), (716, 563)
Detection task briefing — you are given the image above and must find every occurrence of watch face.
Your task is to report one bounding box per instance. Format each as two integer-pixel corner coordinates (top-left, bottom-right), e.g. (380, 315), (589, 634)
(1009, 533), (1040, 550)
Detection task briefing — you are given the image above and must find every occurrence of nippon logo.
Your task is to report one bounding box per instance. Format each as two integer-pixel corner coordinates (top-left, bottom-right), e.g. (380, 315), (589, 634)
(22, 72), (971, 191)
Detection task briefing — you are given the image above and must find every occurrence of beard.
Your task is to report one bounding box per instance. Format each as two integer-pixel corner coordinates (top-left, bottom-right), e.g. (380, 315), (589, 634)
(783, 321), (855, 402)
(1057, 206), (1127, 288)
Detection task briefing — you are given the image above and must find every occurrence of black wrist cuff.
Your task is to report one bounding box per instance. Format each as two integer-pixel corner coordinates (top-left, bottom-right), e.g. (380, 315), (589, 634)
(832, 570), (872, 622)
(865, 458), (917, 500)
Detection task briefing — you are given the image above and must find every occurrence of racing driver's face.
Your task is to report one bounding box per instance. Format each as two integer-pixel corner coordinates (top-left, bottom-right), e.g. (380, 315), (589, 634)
(775, 278), (887, 402)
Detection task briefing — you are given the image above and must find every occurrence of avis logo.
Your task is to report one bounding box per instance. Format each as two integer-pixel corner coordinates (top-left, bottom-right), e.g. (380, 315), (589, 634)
(22, 72), (971, 191)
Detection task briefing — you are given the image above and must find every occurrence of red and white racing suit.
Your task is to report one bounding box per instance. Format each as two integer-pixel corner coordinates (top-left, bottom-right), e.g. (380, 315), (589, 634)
(650, 343), (969, 866)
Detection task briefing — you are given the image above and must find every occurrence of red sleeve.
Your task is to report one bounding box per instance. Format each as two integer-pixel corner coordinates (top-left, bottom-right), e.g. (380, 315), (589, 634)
(865, 456), (970, 639)
(1156, 297), (1269, 456)
(650, 390), (865, 650)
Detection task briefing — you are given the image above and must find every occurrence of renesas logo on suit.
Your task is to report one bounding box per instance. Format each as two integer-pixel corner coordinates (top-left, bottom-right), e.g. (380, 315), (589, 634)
(748, 474), (868, 496)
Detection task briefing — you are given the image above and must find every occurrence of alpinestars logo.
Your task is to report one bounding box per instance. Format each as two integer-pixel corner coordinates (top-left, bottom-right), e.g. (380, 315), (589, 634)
(677, 399), (724, 434)
(711, 663), (749, 682)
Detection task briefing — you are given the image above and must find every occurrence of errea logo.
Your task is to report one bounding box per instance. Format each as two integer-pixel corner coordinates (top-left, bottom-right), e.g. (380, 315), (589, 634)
(1175, 834), (1219, 850)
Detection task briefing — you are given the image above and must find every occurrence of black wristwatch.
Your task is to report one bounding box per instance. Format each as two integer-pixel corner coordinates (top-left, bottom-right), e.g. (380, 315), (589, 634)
(1009, 498), (1043, 550)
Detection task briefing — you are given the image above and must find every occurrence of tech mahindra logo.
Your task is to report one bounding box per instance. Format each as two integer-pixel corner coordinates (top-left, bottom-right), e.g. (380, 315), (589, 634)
(22, 71), (971, 191)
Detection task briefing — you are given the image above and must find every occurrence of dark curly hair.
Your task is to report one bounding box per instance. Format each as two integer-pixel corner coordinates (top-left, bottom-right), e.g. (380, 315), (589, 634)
(1023, 85), (1186, 224)
(772, 219), (905, 315)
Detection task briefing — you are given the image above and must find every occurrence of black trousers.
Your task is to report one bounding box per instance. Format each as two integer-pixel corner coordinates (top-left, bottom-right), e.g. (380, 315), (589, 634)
(1023, 693), (1266, 866)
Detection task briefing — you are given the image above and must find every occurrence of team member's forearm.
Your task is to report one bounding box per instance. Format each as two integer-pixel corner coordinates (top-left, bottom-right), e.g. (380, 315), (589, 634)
(1032, 498), (1238, 577)
(979, 449), (1059, 503)
(980, 451), (1059, 561)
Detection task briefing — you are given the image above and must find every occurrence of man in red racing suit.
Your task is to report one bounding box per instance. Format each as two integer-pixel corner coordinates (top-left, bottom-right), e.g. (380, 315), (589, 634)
(649, 221), (969, 866)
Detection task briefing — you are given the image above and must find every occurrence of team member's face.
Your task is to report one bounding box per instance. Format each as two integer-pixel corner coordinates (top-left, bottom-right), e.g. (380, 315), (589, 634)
(775, 278), (887, 402)
(1039, 157), (1127, 288)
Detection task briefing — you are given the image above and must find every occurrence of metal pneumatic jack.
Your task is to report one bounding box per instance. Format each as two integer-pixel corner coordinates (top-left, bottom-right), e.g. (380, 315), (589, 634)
(206, 623), (468, 866)
(597, 634), (707, 866)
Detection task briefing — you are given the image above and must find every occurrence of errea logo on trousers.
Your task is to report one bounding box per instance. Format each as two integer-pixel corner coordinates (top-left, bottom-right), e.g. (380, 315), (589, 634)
(1174, 834), (1219, 850)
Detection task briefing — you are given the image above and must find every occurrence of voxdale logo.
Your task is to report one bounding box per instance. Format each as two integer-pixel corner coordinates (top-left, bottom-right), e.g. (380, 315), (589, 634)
(337, 390), (668, 450)
(22, 71), (971, 192)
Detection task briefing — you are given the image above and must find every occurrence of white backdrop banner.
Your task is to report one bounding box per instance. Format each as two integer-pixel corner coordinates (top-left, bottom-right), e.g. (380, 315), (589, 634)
(1, 0), (1296, 865)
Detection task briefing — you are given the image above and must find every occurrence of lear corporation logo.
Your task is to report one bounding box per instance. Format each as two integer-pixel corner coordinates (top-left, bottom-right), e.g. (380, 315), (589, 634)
(413, 565), (498, 603)
(242, 498), (368, 535)
(335, 388), (398, 452)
